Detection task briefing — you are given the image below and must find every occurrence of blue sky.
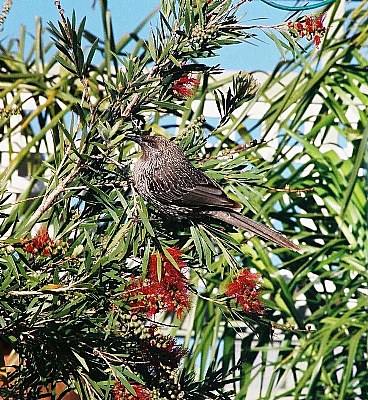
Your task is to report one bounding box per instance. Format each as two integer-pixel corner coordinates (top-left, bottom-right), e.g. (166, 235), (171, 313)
(1, 1), (325, 71)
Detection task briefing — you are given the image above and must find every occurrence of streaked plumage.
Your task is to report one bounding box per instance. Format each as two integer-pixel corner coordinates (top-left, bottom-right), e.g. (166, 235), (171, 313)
(129, 135), (301, 252)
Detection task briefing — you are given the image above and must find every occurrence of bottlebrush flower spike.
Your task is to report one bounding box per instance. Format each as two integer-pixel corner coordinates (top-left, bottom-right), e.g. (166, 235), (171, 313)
(225, 269), (264, 314)
(146, 325), (187, 368)
(112, 382), (151, 400)
(123, 247), (190, 319)
(172, 73), (200, 99)
(20, 226), (67, 256)
(287, 13), (326, 48)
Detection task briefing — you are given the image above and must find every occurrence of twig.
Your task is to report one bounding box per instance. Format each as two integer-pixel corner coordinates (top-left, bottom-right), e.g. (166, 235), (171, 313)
(53, 0), (72, 44)
(25, 161), (81, 230)
(259, 185), (314, 195)
(121, 66), (158, 118)
(229, 0), (253, 14)
(0, 0), (13, 31)
(10, 194), (44, 204)
(198, 139), (264, 164)
(7, 286), (89, 296)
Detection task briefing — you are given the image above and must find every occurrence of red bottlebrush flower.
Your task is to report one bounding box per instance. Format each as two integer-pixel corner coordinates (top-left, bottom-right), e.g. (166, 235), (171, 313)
(21, 226), (67, 257)
(225, 269), (264, 314)
(287, 13), (326, 48)
(112, 382), (151, 400)
(124, 247), (190, 319)
(172, 73), (200, 99)
(41, 246), (52, 256)
(23, 242), (36, 254)
(314, 35), (321, 48)
(32, 226), (53, 249)
(147, 246), (187, 281)
(296, 21), (304, 32)
(314, 14), (325, 31)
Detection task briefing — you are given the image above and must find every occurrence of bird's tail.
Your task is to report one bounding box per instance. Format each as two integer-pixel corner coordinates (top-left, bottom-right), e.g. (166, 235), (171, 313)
(208, 210), (301, 253)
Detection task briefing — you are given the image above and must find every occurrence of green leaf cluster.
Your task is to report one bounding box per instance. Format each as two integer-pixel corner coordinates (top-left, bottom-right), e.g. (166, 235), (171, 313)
(0, 0), (366, 399)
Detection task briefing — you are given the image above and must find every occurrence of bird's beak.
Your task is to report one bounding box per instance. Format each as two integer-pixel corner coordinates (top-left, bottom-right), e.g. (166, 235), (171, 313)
(124, 134), (142, 144)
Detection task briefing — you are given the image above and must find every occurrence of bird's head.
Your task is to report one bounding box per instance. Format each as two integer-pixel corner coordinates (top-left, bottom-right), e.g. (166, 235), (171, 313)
(126, 135), (184, 159)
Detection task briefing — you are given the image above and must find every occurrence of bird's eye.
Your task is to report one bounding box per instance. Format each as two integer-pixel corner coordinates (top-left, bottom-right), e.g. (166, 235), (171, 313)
(146, 140), (156, 148)
(143, 138), (158, 148)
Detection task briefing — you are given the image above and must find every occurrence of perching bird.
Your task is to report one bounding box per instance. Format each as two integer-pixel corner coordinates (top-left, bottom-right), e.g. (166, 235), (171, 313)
(127, 135), (301, 252)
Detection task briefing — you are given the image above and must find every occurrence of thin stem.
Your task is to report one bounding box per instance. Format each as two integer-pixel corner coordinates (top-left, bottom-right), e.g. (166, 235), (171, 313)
(121, 66), (159, 118)
(24, 161), (81, 230)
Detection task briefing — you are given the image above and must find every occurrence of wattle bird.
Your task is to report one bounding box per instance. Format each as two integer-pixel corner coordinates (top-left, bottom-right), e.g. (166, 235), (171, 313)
(128, 135), (301, 252)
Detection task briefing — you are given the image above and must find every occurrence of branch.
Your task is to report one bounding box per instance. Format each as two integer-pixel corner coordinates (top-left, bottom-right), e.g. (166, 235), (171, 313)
(24, 161), (81, 230)
(7, 286), (89, 296)
(121, 66), (158, 118)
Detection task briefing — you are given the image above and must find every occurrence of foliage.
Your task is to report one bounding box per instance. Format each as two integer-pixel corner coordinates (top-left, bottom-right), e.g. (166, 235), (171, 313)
(0, 0), (367, 399)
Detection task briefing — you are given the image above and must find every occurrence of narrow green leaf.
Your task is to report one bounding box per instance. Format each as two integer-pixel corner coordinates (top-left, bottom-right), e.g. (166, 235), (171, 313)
(72, 350), (90, 372)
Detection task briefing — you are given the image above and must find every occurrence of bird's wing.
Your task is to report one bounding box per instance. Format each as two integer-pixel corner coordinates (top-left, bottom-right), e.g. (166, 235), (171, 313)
(149, 161), (241, 210)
